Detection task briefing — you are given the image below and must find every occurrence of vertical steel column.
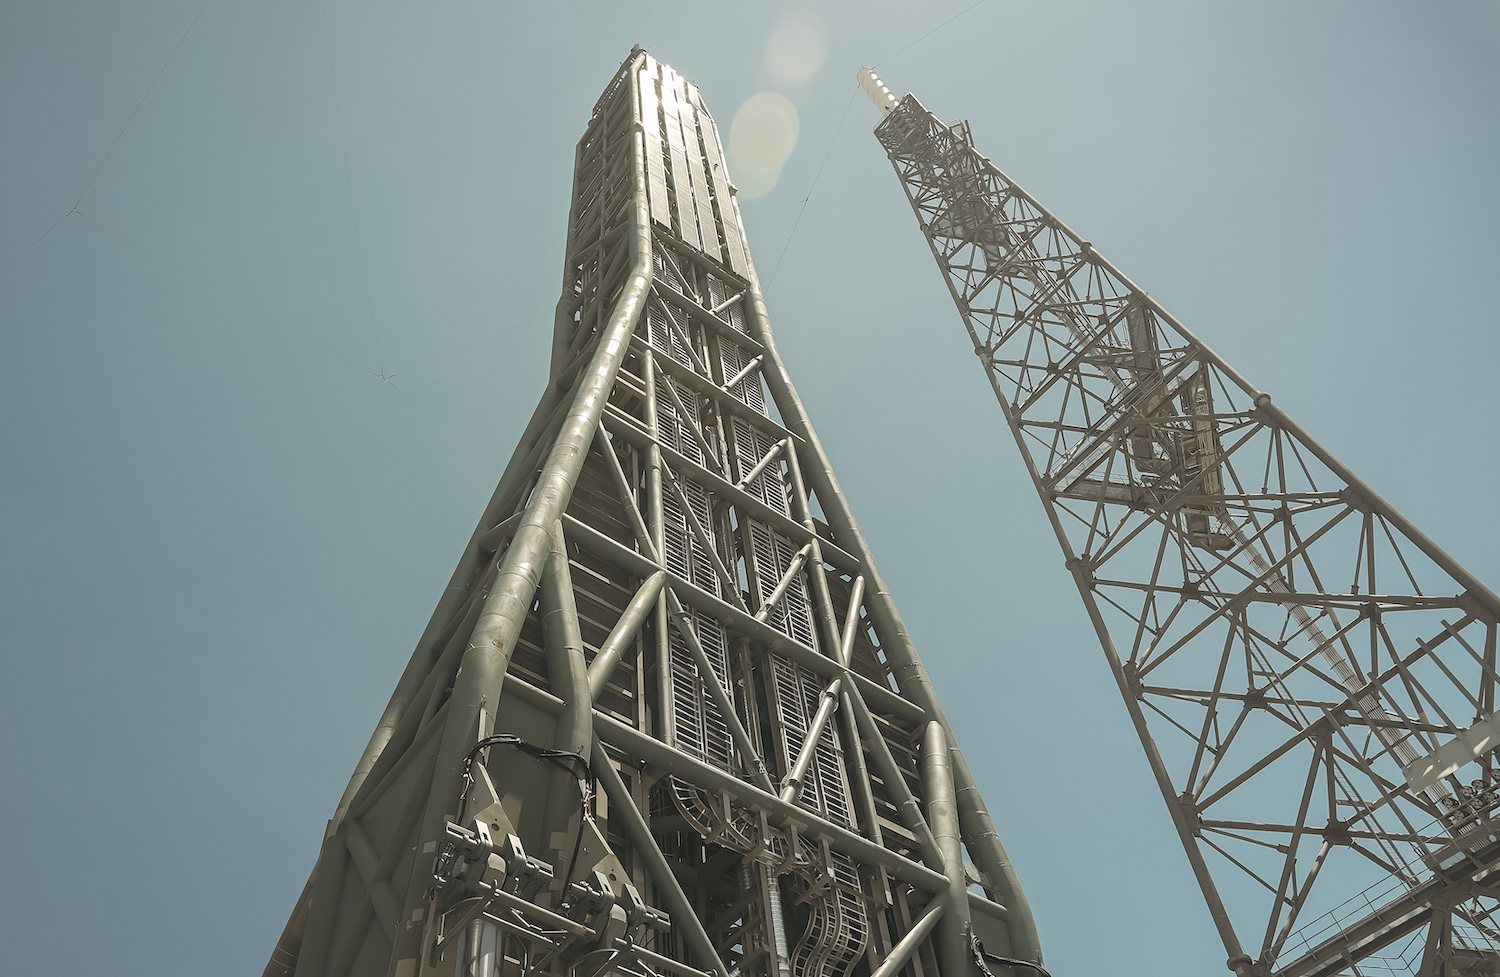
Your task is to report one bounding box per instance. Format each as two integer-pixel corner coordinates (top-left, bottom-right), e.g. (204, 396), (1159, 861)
(380, 64), (656, 972)
(643, 355), (674, 746)
(921, 722), (974, 975)
(541, 519), (591, 853)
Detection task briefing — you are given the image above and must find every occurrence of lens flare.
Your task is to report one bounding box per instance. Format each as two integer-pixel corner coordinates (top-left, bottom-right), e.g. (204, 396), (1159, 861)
(728, 92), (800, 199)
(765, 11), (828, 88)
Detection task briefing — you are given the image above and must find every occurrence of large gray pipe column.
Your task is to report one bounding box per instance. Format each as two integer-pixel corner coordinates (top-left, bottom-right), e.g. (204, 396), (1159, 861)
(541, 519), (592, 863)
(921, 721), (974, 976)
(374, 60), (657, 975)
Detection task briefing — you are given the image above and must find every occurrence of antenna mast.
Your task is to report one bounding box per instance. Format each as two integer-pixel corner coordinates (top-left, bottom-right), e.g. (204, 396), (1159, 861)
(865, 67), (1500, 977)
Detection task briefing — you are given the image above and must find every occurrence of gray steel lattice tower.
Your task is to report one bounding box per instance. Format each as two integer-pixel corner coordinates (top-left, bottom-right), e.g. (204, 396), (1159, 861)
(263, 50), (1042, 977)
(863, 68), (1500, 977)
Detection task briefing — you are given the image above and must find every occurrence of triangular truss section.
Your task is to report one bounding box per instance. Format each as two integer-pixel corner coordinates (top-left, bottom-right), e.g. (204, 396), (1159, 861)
(262, 51), (1043, 977)
(869, 71), (1500, 977)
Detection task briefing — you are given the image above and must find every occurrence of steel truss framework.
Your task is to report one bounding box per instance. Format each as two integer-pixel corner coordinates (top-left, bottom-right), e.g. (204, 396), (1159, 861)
(263, 51), (1043, 977)
(868, 77), (1500, 977)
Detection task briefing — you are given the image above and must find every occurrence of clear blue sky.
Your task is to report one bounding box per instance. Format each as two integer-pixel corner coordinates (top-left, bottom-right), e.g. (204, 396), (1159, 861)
(2, 2), (1497, 974)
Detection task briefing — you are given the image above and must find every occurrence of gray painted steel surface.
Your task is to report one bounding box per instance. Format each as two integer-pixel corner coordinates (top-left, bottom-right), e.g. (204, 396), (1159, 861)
(868, 71), (1500, 977)
(263, 50), (1040, 977)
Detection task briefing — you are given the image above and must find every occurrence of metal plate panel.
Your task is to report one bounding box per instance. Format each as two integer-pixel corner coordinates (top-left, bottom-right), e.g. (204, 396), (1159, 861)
(692, 86), (748, 277)
(638, 57), (671, 228)
(679, 81), (722, 262)
(657, 66), (700, 251)
(664, 70), (709, 255)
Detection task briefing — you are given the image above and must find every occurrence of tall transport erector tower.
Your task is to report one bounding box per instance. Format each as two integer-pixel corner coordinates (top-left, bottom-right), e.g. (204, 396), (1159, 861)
(265, 50), (1042, 977)
(862, 67), (1500, 977)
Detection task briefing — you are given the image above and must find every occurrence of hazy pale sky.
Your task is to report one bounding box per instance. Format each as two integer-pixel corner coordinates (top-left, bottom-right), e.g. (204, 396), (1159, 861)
(3, 2), (1498, 975)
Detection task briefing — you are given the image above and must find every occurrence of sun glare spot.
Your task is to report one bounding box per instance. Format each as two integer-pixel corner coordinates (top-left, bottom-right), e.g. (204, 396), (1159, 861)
(728, 92), (800, 200)
(765, 11), (828, 89)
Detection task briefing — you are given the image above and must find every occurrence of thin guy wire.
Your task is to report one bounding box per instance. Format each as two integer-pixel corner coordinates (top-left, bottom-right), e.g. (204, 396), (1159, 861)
(75, 0), (213, 210)
(386, 380), (504, 461)
(837, 0), (866, 66)
(3, 0), (210, 281)
(321, 0), (386, 379)
(766, 86), (859, 289)
(0, 211), (74, 281)
(873, 0), (989, 68)
(744, 198), (807, 228)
